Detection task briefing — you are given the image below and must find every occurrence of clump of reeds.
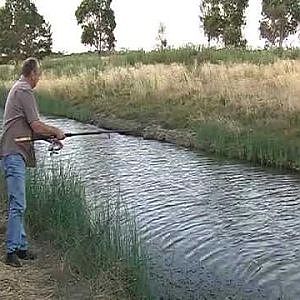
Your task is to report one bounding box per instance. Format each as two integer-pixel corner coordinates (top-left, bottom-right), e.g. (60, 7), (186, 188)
(25, 162), (150, 298)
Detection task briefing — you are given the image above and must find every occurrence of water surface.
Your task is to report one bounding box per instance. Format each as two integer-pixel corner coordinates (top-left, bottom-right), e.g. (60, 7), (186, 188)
(13, 116), (300, 299)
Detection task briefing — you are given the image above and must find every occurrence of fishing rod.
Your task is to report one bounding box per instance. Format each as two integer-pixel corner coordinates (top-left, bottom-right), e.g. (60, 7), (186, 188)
(14, 130), (132, 155)
(14, 130), (131, 143)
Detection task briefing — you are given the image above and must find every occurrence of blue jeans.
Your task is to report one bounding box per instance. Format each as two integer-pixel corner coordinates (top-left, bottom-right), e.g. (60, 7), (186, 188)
(1, 154), (28, 254)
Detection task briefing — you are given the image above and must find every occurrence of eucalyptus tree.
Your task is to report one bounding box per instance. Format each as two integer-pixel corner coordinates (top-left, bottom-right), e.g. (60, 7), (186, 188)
(260, 0), (300, 47)
(75, 0), (116, 53)
(200, 0), (249, 47)
(0, 0), (52, 61)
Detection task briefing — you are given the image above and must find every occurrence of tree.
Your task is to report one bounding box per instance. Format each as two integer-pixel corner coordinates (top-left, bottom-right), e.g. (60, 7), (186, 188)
(156, 22), (168, 50)
(260, 0), (300, 48)
(200, 0), (248, 47)
(75, 0), (116, 53)
(0, 0), (52, 61)
(200, 0), (223, 46)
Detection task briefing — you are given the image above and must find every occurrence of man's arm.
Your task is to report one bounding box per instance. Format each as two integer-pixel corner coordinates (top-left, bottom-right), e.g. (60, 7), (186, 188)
(19, 90), (65, 140)
(31, 121), (65, 140)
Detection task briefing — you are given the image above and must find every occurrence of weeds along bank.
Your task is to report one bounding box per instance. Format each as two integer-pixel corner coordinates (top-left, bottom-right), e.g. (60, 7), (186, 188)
(1, 49), (300, 169)
(0, 163), (150, 299)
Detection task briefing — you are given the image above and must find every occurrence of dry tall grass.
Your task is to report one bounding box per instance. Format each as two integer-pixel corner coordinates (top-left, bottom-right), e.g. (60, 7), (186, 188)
(38, 60), (300, 130)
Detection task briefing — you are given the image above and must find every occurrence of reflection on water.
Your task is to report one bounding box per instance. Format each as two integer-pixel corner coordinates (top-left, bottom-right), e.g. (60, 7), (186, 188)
(10, 115), (300, 299)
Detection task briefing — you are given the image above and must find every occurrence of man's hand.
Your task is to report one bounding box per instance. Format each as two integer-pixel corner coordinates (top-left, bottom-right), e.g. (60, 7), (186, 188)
(31, 121), (66, 140)
(55, 128), (65, 140)
(52, 138), (64, 150)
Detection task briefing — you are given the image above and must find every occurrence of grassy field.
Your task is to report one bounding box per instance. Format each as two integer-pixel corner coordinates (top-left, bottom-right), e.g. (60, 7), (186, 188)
(1, 48), (300, 169)
(0, 163), (150, 299)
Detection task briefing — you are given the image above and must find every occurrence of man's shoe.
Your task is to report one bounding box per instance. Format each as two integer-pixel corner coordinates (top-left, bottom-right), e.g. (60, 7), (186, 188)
(16, 249), (37, 260)
(6, 252), (22, 268)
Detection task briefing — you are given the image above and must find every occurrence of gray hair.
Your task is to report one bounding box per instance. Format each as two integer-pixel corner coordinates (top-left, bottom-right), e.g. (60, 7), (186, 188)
(21, 58), (39, 77)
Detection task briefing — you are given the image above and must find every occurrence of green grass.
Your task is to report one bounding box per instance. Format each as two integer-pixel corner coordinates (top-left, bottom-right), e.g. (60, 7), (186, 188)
(0, 87), (93, 122)
(0, 64), (18, 81)
(42, 53), (107, 77)
(37, 91), (93, 123)
(194, 121), (300, 170)
(15, 163), (150, 298)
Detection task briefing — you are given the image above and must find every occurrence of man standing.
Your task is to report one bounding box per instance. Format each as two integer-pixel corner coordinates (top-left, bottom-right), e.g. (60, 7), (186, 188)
(0, 58), (65, 267)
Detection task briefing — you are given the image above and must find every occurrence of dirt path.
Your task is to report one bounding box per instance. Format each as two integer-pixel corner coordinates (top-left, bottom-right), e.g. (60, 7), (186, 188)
(0, 205), (92, 300)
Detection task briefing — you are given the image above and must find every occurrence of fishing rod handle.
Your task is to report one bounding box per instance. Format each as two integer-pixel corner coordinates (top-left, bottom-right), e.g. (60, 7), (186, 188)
(15, 135), (53, 142)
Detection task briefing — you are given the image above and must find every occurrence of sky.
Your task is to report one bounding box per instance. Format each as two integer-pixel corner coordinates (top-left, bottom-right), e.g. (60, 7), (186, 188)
(0, 0), (299, 53)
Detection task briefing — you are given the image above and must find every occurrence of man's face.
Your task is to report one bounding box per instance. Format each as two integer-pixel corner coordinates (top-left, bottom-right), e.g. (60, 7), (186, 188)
(29, 67), (41, 89)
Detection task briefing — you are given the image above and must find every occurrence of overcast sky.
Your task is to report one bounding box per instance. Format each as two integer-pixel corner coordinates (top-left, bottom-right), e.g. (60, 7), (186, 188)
(0, 0), (299, 53)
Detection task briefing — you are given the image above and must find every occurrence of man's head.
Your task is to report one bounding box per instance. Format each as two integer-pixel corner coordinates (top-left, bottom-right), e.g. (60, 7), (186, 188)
(21, 58), (41, 89)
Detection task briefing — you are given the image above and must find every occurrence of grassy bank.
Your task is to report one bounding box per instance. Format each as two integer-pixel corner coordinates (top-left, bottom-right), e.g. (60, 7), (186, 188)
(37, 58), (300, 170)
(1, 163), (150, 299)
(1, 49), (300, 170)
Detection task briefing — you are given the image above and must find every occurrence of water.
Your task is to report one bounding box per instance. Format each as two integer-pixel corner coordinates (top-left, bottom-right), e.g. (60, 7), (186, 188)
(8, 115), (300, 299)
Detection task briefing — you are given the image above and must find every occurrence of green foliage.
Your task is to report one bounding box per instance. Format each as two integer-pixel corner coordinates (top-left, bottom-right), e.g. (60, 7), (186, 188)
(260, 0), (300, 48)
(200, 0), (249, 47)
(200, 0), (224, 45)
(25, 163), (150, 298)
(0, 0), (52, 61)
(75, 0), (116, 53)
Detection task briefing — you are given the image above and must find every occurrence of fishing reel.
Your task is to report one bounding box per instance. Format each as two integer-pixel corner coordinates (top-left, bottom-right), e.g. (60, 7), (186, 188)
(47, 138), (63, 156)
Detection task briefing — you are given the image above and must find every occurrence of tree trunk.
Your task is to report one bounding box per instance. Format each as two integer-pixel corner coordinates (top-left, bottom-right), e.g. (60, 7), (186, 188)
(279, 22), (284, 48)
(98, 34), (102, 55)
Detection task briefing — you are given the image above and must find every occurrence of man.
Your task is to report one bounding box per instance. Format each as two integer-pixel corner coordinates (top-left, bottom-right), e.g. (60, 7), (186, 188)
(0, 58), (65, 267)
